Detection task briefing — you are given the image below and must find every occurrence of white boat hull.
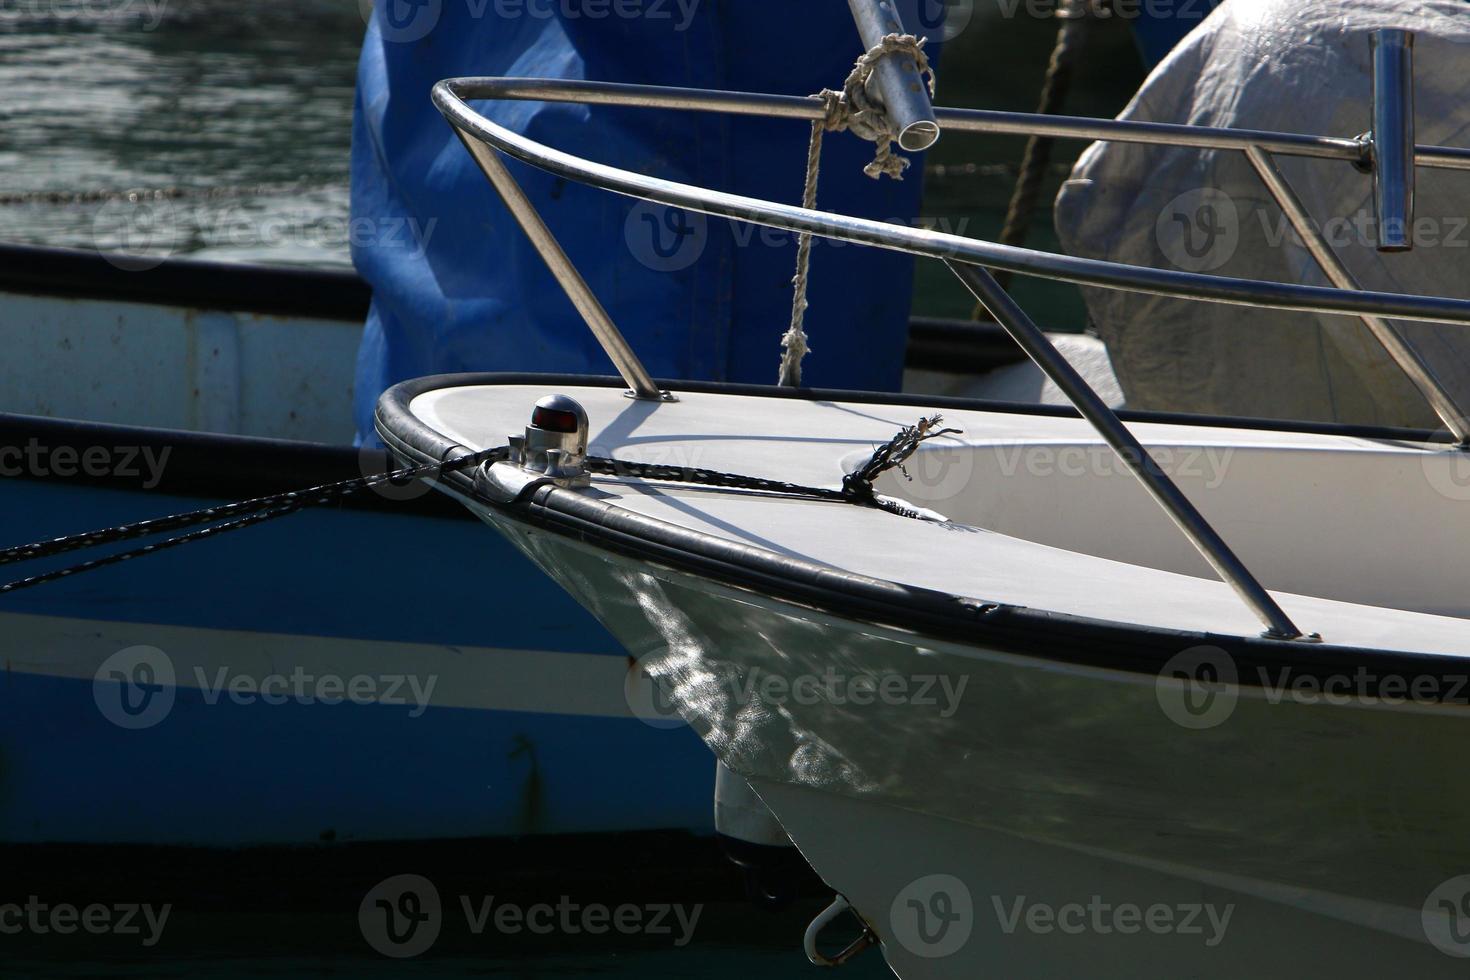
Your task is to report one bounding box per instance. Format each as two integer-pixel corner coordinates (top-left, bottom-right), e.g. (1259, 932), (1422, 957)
(484, 525), (1470, 976)
(379, 376), (1470, 976)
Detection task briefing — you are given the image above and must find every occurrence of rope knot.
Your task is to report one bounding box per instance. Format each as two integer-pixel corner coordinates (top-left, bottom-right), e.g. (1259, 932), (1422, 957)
(819, 33), (936, 181)
(842, 415), (963, 516)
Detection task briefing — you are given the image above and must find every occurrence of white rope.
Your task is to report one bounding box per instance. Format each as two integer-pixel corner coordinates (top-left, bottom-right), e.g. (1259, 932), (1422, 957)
(778, 34), (936, 387)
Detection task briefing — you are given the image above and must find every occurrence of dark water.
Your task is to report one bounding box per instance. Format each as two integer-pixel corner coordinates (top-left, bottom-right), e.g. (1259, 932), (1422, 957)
(0, 0), (1143, 318)
(0, 0), (360, 266)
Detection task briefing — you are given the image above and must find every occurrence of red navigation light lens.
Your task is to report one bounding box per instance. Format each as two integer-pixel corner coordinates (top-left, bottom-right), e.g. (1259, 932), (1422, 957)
(532, 406), (580, 433)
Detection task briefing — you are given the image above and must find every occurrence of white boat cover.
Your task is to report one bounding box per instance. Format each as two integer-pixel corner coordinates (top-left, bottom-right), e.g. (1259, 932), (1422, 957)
(1055, 0), (1470, 427)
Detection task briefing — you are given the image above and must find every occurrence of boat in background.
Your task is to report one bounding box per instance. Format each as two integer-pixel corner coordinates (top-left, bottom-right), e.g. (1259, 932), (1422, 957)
(0, 243), (715, 846)
(0, 241), (1042, 847)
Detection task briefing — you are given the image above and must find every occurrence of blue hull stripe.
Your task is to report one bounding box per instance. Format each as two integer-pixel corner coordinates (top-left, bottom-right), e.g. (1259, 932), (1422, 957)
(0, 671), (713, 845)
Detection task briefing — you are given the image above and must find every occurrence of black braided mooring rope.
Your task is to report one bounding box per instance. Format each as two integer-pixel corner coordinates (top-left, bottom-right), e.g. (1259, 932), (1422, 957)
(0, 416), (957, 593)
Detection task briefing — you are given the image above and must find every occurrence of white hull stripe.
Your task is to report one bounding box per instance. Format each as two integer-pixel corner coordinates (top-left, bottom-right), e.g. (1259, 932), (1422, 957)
(0, 611), (636, 718)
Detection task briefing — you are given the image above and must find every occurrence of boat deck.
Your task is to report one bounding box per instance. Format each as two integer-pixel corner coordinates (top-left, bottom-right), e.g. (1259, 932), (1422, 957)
(404, 382), (1470, 658)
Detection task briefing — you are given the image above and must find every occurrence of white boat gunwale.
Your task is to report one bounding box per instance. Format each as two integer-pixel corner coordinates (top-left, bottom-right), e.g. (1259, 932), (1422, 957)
(376, 372), (1470, 697)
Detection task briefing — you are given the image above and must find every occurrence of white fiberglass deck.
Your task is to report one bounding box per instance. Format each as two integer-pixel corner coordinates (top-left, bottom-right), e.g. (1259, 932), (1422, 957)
(410, 383), (1470, 656)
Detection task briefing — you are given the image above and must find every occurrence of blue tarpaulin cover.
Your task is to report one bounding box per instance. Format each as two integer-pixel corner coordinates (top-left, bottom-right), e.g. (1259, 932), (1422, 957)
(351, 0), (943, 442)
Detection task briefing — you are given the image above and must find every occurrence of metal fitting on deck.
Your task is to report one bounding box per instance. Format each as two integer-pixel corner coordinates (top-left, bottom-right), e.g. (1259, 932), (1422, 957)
(479, 394), (592, 503)
(508, 394), (590, 486)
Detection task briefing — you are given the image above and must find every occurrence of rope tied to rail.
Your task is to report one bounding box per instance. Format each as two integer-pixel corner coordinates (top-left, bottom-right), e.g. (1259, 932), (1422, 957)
(822, 33), (936, 181)
(778, 33), (936, 388)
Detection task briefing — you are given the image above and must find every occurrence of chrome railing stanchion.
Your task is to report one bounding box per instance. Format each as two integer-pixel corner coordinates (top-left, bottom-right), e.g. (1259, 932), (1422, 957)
(1244, 145), (1470, 445)
(1370, 29), (1415, 252)
(946, 260), (1306, 640)
(452, 132), (668, 402)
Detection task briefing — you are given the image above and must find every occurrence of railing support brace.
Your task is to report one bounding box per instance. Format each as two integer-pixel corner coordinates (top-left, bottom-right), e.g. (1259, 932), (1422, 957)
(947, 260), (1308, 640)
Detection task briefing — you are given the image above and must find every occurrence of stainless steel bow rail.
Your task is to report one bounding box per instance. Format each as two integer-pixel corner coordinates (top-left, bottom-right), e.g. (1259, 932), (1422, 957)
(435, 31), (1470, 641)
